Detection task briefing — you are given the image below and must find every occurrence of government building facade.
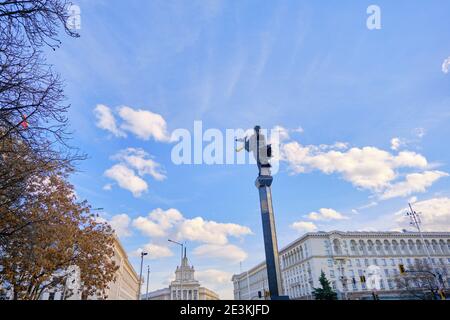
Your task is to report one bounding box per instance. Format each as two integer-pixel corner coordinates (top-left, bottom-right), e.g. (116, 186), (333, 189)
(38, 236), (140, 300)
(232, 231), (450, 300)
(143, 249), (219, 300)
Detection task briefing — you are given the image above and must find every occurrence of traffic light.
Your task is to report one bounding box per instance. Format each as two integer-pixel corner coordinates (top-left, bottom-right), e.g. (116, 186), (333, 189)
(398, 264), (406, 274)
(360, 275), (366, 283)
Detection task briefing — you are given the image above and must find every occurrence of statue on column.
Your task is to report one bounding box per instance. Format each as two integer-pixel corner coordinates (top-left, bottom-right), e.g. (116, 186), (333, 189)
(236, 126), (273, 176)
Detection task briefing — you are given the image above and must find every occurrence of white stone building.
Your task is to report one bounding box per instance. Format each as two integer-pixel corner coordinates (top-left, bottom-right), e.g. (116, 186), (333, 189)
(143, 249), (219, 300)
(101, 236), (140, 300)
(39, 236), (140, 300)
(232, 231), (450, 300)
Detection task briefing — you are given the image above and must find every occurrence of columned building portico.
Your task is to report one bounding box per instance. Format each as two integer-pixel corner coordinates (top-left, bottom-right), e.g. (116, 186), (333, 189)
(143, 249), (219, 300)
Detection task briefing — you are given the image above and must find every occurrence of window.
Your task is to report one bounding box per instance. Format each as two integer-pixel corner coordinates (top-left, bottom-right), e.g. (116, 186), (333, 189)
(330, 270), (335, 278)
(381, 259), (387, 266)
(373, 259), (378, 266)
(384, 269), (389, 276)
(390, 259), (395, 266)
(48, 292), (55, 300)
(364, 259), (369, 267)
(356, 259), (361, 267)
(388, 280), (394, 290)
(328, 259), (333, 267)
(347, 260), (353, 267)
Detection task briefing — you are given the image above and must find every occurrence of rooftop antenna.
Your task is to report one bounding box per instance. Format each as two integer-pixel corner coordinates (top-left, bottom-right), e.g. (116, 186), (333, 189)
(405, 203), (444, 298)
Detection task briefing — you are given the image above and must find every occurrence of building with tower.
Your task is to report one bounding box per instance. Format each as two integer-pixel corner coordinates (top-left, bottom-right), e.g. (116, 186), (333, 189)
(142, 249), (219, 300)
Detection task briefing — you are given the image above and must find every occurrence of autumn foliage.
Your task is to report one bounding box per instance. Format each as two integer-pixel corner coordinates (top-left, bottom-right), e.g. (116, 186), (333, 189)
(0, 1), (119, 300)
(0, 142), (118, 299)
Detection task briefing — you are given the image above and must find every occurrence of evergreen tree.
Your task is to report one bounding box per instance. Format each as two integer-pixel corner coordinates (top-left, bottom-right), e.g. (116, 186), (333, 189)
(312, 271), (338, 300)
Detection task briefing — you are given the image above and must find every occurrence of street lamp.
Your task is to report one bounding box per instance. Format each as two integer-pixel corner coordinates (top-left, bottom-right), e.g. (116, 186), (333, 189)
(146, 265), (150, 300)
(138, 251), (147, 300)
(168, 239), (184, 300)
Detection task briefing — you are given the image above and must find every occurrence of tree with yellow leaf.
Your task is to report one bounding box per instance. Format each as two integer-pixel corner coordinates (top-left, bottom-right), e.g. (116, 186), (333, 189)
(0, 166), (118, 300)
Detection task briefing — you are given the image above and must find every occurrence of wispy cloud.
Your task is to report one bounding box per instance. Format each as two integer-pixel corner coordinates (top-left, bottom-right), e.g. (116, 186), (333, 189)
(94, 104), (126, 137)
(307, 208), (349, 221)
(380, 171), (448, 200)
(442, 56), (450, 74)
(290, 221), (318, 233)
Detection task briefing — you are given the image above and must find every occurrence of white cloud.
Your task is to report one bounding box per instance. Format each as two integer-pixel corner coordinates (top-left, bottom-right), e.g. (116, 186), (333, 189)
(281, 141), (435, 198)
(118, 106), (171, 142)
(94, 105), (171, 142)
(144, 244), (174, 259)
(358, 201), (378, 210)
(196, 269), (232, 286)
(131, 244), (173, 260)
(193, 244), (248, 263)
(380, 171), (448, 200)
(113, 148), (166, 181)
(104, 164), (148, 197)
(414, 127), (426, 139)
(307, 208), (349, 221)
(177, 217), (252, 245)
(103, 183), (113, 191)
(196, 269), (233, 300)
(105, 148), (165, 196)
(409, 196), (418, 203)
(132, 208), (183, 238)
(132, 208), (252, 247)
(390, 137), (402, 151)
(94, 104), (125, 137)
(442, 56), (450, 74)
(290, 221), (318, 233)
(108, 214), (132, 238)
(272, 125), (290, 142)
(394, 197), (450, 232)
(131, 209), (251, 265)
(293, 126), (304, 134)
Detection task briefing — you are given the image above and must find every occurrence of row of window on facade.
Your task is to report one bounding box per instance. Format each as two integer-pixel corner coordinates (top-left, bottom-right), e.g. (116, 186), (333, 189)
(281, 244), (309, 268)
(327, 257), (450, 269)
(332, 239), (450, 256)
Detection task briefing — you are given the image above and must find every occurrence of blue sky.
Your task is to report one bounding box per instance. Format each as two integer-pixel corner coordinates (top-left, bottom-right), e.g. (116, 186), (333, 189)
(45, 0), (450, 298)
